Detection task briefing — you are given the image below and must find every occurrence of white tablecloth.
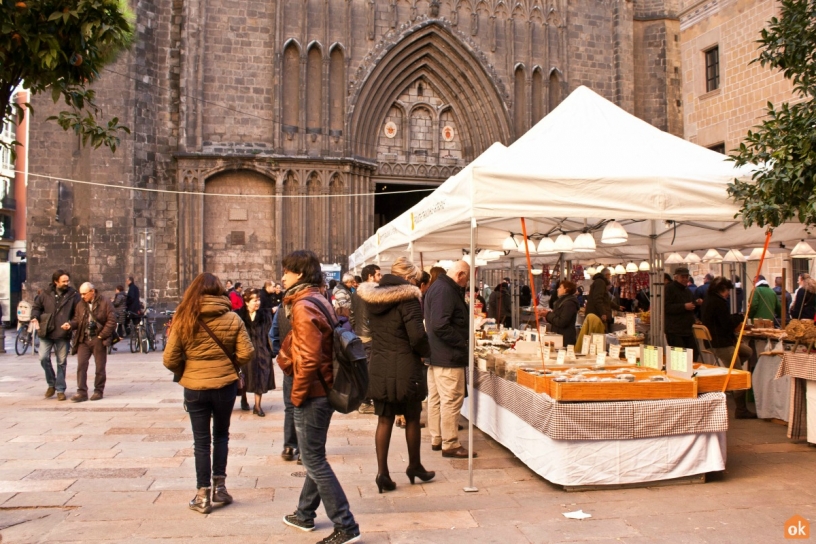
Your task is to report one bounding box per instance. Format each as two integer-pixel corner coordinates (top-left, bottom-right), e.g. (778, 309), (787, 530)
(461, 387), (726, 486)
(753, 348), (791, 421)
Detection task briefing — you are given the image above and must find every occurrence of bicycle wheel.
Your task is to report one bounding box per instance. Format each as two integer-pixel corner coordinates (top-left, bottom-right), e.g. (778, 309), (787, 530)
(141, 333), (150, 354)
(15, 328), (29, 356)
(130, 330), (139, 353)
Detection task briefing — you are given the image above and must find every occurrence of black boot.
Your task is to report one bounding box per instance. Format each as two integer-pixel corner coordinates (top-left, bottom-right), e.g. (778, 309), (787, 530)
(189, 487), (212, 514)
(212, 476), (233, 505)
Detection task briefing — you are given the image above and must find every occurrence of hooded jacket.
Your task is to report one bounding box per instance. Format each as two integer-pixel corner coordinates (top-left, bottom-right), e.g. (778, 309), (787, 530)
(163, 295), (254, 390)
(31, 284), (80, 340)
(545, 293), (579, 346)
(488, 283), (512, 324)
(357, 275), (430, 403)
(276, 285), (335, 407)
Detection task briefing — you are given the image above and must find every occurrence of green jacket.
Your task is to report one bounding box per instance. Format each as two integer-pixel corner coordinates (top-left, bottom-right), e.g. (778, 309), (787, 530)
(748, 284), (781, 321)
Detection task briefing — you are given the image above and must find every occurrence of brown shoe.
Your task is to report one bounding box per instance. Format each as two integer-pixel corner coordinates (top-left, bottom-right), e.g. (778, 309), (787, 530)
(44, 387), (55, 399)
(57, 392), (66, 401)
(70, 394), (88, 403)
(90, 391), (103, 401)
(442, 446), (477, 458)
(431, 443), (442, 451)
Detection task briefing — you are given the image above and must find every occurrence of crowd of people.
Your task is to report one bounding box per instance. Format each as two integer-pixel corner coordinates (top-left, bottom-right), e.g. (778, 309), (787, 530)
(157, 251), (476, 544)
(29, 253), (815, 543)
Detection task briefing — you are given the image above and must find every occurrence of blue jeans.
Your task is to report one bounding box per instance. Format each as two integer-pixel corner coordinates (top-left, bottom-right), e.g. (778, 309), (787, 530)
(184, 382), (237, 488)
(283, 373), (298, 450)
(39, 337), (70, 393)
(294, 396), (358, 534)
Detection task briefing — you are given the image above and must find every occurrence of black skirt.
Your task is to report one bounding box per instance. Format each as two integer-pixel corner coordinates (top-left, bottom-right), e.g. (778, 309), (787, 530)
(373, 398), (422, 419)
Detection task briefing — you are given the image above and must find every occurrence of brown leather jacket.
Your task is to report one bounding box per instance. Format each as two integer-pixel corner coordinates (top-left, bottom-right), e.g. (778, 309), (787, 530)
(69, 292), (116, 354)
(276, 286), (334, 407)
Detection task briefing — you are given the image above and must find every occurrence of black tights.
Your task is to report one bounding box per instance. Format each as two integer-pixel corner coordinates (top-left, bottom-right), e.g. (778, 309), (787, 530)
(375, 413), (424, 477)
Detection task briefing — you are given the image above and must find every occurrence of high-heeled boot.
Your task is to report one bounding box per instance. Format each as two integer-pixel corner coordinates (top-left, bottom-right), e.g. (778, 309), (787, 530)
(375, 473), (397, 493)
(189, 487), (212, 514)
(406, 465), (435, 485)
(212, 476), (233, 505)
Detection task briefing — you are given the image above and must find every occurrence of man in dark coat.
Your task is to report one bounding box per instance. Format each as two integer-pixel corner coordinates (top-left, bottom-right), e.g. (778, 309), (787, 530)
(664, 266), (699, 354)
(585, 269), (613, 331)
(488, 282), (512, 327)
(70, 283), (116, 402)
(423, 260), (475, 458)
(351, 264), (381, 414)
(31, 269), (80, 400)
(125, 275), (142, 331)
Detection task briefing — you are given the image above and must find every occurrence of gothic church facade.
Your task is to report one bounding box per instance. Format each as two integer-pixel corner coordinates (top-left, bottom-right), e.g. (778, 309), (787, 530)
(26, 0), (681, 301)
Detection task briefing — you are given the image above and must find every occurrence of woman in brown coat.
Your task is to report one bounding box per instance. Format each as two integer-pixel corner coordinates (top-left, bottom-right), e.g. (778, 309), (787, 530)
(163, 273), (254, 514)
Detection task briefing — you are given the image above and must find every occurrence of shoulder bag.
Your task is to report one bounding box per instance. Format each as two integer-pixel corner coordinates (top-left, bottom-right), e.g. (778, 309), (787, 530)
(198, 319), (245, 389)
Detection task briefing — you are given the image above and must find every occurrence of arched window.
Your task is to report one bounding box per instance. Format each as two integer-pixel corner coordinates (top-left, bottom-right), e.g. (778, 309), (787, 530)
(282, 42), (301, 148)
(549, 71), (562, 113)
(282, 171), (299, 255)
(306, 45), (323, 152)
(514, 65), (527, 137)
(329, 46), (345, 149)
(328, 173), (345, 260)
(532, 68), (544, 123)
(306, 172), (323, 255)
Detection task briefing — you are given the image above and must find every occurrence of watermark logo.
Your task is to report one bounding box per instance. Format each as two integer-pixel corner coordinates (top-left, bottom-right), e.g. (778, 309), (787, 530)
(785, 515), (810, 539)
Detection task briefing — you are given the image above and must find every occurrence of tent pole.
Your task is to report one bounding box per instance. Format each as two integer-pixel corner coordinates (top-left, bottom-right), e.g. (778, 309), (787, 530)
(465, 217), (478, 493)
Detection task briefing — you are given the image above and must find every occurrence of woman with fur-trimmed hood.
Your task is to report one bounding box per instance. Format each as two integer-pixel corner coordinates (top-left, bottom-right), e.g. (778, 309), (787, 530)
(356, 256), (434, 494)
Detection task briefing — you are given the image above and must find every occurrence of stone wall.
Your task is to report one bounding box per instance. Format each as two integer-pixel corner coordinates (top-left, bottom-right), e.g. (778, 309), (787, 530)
(26, 0), (683, 302)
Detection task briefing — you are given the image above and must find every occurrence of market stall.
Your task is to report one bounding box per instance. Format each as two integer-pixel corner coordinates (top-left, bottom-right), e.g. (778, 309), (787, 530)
(351, 85), (812, 489)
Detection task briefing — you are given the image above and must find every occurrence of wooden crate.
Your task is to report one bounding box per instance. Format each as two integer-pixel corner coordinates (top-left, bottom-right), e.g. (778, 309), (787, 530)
(518, 367), (665, 397)
(693, 364), (752, 393)
(550, 375), (697, 402)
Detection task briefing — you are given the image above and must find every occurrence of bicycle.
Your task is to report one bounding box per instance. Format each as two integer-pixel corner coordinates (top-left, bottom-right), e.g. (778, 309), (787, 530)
(15, 321), (39, 356)
(156, 310), (175, 351)
(128, 311), (151, 354)
(144, 308), (158, 352)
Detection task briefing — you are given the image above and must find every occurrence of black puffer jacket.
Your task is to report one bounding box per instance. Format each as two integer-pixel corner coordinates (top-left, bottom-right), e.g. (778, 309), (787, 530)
(357, 274), (430, 403)
(545, 293), (579, 346)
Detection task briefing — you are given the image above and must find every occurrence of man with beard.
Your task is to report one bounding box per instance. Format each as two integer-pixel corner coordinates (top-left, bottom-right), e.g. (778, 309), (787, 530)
(31, 270), (80, 401)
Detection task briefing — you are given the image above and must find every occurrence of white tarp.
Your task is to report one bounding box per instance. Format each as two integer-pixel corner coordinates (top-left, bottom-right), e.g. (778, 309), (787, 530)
(351, 85), (811, 269)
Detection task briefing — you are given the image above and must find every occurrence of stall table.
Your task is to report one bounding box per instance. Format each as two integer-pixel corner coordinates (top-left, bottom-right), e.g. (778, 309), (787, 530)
(775, 353), (816, 443)
(462, 369), (728, 487)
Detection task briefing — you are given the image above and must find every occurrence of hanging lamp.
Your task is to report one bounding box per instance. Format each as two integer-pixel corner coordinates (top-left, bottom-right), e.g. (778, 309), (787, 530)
(601, 220), (628, 245)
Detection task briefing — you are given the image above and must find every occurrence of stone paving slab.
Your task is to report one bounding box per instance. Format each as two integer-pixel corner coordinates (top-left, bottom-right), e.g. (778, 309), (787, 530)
(1, 352), (815, 543)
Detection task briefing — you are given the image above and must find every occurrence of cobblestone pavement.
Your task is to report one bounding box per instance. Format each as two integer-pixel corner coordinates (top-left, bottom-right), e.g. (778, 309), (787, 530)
(0, 346), (814, 543)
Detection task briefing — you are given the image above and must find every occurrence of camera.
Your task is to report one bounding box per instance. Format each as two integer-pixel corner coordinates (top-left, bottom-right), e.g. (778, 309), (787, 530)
(88, 320), (99, 336)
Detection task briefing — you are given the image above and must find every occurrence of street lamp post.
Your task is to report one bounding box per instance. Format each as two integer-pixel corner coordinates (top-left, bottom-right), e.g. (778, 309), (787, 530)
(138, 229), (154, 305)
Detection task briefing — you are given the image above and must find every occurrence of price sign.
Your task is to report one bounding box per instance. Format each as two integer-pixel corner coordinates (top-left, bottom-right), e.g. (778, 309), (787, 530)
(641, 345), (662, 370)
(556, 349), (566, 365)
(596, 353), (607, 366)
(592, 334), (605, 353)
(609, 344), (621, 359)
(626, 313), (636, 336)
(666, 346), (693, 378)
(580, 338), (591, 355)
(566, 345), (576, 360)
(542, 344), (551, 362)
(625, 347), (639, 366)
(589, 343), (597, 356)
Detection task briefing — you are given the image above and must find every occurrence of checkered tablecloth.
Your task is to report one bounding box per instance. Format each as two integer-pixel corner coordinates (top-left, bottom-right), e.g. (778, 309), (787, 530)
(775, 353), (816, 440)
(472, 369), (728, 441)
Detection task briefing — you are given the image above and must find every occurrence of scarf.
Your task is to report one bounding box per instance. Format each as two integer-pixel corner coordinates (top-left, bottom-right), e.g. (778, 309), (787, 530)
(283, 282), (315, 318)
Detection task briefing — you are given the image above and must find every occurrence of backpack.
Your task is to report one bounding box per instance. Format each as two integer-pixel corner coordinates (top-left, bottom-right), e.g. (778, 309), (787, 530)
(300, 297), (369, 414)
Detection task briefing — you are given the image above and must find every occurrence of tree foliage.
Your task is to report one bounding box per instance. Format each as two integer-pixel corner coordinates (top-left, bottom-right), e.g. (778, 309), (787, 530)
(0, 0), (133, 154)
(727, 0), (816, 228)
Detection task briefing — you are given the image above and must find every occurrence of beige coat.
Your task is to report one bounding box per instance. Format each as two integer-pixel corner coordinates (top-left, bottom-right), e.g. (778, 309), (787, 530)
(163, 295), (254, 390)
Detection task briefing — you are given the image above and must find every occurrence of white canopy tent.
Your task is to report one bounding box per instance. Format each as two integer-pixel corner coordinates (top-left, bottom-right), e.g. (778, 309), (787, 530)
(351, 86), (809, 271)
(350, 85), (812, 490)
